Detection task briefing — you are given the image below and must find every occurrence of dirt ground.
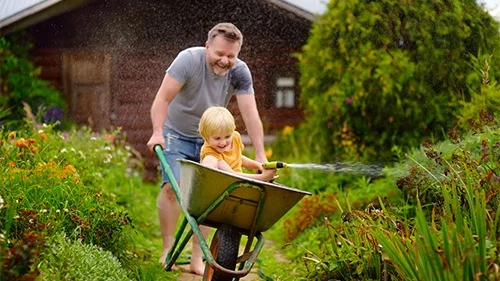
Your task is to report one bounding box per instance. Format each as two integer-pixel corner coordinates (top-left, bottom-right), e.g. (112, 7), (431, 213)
(176, 269), (260, 281)
(175, 240), (284, 281)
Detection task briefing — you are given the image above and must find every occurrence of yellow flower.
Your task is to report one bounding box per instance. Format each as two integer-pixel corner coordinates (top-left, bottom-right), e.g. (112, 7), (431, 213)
(282, 126), (294, 136)
(8, 131), (16, 140)
(265, 148), (273, 159)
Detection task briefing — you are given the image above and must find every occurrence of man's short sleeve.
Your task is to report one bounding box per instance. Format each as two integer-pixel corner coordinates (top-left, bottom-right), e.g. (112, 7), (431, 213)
(166, 49), (195, 84)
(231, 61), (254, 95)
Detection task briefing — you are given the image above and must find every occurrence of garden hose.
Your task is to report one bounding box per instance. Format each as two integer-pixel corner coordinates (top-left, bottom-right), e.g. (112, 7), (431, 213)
(262, 161), (288, 169)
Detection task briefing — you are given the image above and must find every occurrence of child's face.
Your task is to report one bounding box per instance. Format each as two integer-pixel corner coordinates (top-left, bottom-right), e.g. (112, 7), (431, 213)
(207, 130), (234, 153)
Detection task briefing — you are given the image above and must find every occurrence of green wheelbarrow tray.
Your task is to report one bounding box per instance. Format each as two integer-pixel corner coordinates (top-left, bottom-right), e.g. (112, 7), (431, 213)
(180, 159), (310, 232)
(154, 145), (310, 279)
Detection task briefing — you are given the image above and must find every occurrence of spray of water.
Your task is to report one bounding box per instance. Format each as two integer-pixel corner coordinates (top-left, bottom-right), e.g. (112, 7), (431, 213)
(287, 162), (384, 178)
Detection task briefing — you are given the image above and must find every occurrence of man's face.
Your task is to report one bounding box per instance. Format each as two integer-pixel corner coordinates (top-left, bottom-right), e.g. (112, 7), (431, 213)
(205, 36), (240, 76)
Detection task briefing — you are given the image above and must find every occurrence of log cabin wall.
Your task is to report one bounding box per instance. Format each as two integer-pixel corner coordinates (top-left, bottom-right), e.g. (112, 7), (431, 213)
(27, 0), (311, 181)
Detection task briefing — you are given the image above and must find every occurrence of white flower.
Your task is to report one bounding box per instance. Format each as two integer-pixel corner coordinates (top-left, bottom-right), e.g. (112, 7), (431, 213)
(91, 137), (97, 141)
(78, 151), (86, 160)
(60, 148), (68, 153)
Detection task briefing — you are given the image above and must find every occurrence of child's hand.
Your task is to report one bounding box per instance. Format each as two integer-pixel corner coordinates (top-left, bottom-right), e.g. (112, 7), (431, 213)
(260, 168), (277, 182)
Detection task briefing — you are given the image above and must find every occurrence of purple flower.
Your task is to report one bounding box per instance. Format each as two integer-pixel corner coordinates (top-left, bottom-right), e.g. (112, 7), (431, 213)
(345, 97), (352, 105)
(43, 108), (64, 123)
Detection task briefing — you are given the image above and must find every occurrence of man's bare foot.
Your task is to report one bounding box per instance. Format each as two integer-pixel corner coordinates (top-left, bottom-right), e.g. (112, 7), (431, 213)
(190, 258), (205, 275)
(159, 249), (169, 264)
(175, 264), (203, 275)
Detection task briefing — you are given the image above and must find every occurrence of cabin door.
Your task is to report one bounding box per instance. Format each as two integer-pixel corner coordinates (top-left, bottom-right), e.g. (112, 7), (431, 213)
(63, 52), (111, 131)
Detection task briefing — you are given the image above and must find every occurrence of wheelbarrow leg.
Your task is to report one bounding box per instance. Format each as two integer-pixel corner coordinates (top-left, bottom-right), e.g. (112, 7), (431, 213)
(163, 217), (192, 270)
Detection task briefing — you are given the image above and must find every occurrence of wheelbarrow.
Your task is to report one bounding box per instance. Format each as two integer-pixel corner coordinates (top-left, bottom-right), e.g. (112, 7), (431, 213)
(154, 145), (310, 281)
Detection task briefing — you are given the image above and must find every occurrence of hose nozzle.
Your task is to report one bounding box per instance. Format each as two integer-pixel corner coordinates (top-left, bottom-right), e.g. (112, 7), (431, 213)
(262, 161), (287, 169)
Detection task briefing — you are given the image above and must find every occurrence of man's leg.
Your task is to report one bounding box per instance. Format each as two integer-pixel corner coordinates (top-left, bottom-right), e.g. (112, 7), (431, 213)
(190, 225), (210, 275)
(158, 182), (181, 264)
(158, 182), (209, 275)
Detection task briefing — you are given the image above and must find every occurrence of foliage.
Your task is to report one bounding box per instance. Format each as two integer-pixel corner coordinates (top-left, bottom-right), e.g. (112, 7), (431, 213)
(373, 173), (498, 280)
(283, 193), (339, 241)
(280, 108), (499, 280)
(38, 233), (132, 281)
(392, 116), (499, 215)
(291, 0), (500, 162)
(384, 111), (499, 277)
(457, 58), (500, 131)
(0, 34), (66, 129)
(0, 122), (135, 278)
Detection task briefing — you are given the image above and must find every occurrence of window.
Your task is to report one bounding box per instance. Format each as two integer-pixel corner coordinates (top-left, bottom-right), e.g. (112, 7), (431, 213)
(274, 77), (295, 108)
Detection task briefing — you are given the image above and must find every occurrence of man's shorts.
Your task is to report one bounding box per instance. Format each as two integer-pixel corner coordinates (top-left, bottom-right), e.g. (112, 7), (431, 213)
(160, 128), (204, 187)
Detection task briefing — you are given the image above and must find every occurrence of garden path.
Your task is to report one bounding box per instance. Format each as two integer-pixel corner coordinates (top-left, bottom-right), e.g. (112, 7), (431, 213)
(177, 240), (288, 281)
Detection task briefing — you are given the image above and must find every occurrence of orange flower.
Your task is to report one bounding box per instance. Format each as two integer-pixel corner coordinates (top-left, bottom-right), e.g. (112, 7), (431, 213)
(63, 164), (77, 174)
(15, 138), (36, 149)
(39, 132), (48, 140)
(8, 162), (16, 167)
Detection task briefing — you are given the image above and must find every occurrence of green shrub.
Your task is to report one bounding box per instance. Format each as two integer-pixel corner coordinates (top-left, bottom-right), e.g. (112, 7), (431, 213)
(292, 0), (500, 162)
(38, 233), (132, 281)
(0, 34), (66, 129)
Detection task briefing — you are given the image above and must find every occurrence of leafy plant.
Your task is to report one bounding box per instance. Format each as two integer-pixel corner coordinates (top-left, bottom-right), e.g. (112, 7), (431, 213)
(293, 0), (500, 162)
(38, 233), (132, 281)
(0, 34), (66, 129)
(373, 184), (498, 281)
(0, 122), (134, 276)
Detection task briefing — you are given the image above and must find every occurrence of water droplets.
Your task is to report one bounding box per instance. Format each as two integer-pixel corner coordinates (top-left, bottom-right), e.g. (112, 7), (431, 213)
(287, 162), (383, 178)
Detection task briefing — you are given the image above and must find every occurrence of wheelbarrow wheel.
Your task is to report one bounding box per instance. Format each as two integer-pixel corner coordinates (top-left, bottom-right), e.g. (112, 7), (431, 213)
(204, 224), (241, 281)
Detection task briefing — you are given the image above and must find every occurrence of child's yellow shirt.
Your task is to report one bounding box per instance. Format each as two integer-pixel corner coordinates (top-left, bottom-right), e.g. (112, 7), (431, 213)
(200, 131), (244, 172)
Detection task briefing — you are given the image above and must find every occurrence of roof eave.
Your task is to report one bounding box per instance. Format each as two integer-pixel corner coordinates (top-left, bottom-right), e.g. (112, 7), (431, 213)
(0, 0), (93, 36)
(266, 0), (317, 22)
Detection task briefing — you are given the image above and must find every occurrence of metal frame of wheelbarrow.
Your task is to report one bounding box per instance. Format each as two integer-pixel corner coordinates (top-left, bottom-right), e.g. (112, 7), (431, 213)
(154, 145), (310, 280)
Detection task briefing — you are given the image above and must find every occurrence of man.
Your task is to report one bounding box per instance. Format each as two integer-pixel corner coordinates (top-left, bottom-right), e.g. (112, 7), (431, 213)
(146, 22), (267, 275)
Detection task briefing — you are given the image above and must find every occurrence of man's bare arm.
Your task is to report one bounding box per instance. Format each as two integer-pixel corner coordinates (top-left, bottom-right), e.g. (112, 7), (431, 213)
(236, 94), (267, 163)
(147, 73), (183, 152)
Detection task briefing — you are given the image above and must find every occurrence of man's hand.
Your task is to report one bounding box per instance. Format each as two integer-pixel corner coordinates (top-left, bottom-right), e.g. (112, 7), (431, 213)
(253, 155), (267, 174)
(147, 132), (164, 153)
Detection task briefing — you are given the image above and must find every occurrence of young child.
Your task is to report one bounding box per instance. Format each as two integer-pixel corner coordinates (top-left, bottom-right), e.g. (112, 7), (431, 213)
(198, 106), (277, 181)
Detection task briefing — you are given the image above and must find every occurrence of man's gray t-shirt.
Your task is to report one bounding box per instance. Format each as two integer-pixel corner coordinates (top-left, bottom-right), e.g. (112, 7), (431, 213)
(165, 47), (254, 138)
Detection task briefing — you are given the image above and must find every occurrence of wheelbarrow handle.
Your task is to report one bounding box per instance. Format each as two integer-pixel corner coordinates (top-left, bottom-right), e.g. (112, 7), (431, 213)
(153, 144), (163, 155)
(153, 144), (182, 204)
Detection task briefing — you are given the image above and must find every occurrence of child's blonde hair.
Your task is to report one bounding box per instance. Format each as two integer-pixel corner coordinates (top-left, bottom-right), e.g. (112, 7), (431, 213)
(198, 106), (236, 140)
